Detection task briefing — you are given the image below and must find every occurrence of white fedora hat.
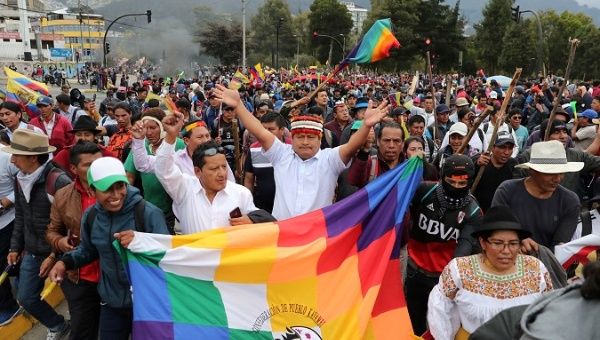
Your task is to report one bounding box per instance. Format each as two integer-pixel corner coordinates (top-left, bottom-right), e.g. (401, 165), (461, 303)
(515, 140), (583, 174)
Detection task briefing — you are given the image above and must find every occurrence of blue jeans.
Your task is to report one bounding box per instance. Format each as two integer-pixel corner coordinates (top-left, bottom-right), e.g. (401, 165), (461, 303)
(17, 253), (64, 331)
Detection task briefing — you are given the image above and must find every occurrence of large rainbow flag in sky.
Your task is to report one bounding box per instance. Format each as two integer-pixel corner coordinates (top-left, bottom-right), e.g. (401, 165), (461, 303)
(118, 156), (423, 339)
(345, 18), (400, 64)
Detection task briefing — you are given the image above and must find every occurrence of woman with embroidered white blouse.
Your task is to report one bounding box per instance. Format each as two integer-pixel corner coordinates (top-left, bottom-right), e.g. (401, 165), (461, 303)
(427, 206), (553, 340)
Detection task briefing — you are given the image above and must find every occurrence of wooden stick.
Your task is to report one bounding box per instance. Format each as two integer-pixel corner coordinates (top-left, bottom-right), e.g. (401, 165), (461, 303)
(456, 105), (493, 155)
(305, 64), (342, 100)
(408, 71), (419, 97)
(426, 51), (438, 143)
(471, 68), (522, 192)
(232, 118), (241, 183)
(544, 38), (580, 141)
(445, 74), (452, 106)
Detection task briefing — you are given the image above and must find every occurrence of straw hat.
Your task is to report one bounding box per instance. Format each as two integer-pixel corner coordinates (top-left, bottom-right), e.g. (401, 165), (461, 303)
(1, 129), (56, 155)
(515, 140), (583, 174)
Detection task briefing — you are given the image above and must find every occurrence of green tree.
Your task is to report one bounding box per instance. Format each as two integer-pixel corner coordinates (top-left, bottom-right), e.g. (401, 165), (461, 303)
(498, 21), (537, 75)
(537, 10), (598, 78)
(249, 0), (295, 66)
(414, 0), (465, 71)
(473, 0), (512, 74)
(309, 0), (353, 64)
(197, 21), (244, 65)
(291, 11), (312, 59)
(363, 0), (463, 72)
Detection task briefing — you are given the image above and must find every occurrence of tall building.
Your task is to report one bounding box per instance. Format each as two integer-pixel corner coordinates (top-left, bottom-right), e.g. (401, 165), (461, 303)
(341, 1), (368, 34)
(5, 0), (44, 12)
(0, 0), (66, 60)
(42, 8), (105, 59)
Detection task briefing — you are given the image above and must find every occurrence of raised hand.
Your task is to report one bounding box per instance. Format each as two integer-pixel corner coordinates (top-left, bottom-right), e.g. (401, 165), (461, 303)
(363, 99), (390, 128)
(213, 84), (242, 111)
(131, 120), (146, 140)
(162, 111), (185, 140)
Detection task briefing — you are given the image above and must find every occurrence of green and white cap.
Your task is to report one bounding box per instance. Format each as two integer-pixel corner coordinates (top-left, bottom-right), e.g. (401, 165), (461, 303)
(87, 157), (129, 191)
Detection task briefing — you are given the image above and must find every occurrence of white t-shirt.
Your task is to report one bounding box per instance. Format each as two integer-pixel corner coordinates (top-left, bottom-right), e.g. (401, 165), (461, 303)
(264, 138), (348, 220)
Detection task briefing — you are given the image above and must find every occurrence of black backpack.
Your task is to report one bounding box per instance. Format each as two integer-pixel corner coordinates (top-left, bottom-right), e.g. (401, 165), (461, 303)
(84, 200), (146, 240)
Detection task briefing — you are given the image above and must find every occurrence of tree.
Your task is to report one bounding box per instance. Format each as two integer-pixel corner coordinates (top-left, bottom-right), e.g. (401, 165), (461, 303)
(498, 21), (537, 75)
(363, 0), (462, 72)
(249, 0), (295, 65)
(473, 0), (512, 74)
(197, 22), (244, 65)
(537, 10), (598, 78)
(414, 0), (465, 71)
(309, 0), (353, 64)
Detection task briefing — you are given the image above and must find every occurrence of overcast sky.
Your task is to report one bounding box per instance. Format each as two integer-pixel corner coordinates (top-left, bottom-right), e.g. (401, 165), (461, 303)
(576, 0), (600, 8)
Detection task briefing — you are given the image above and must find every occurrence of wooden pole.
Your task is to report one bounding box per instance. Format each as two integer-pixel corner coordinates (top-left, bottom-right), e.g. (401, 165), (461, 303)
(426, 51), (438, 143)
(456, 105), (493, 155)
(544, 38), (580, 141)
(471, 68), (522, 192)
(445, 74), (452, 106)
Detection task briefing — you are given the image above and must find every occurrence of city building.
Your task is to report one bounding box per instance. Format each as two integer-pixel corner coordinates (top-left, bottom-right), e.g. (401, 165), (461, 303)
(341, 1), (368, 35)
(0, 0), (67, 60)
(42, 8), (105, 60)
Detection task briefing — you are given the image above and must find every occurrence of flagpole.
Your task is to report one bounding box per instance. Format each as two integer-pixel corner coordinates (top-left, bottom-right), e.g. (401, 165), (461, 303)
(426, 51), (437, 143)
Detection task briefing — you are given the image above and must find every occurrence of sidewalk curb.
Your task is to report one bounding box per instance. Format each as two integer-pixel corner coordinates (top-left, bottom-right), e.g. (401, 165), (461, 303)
(0, 280), (64, 340)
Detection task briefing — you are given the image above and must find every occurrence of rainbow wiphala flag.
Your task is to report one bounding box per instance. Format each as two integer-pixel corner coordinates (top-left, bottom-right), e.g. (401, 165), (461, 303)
(118, 157), (423, 339)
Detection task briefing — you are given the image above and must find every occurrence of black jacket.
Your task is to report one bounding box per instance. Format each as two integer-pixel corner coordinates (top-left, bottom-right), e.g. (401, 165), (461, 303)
(11, 162), (71, 255)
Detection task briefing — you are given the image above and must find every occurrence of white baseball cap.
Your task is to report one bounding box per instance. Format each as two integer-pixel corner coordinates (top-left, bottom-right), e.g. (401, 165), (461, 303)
(448, 122), (468, 136)
(87, 157), (129, 191)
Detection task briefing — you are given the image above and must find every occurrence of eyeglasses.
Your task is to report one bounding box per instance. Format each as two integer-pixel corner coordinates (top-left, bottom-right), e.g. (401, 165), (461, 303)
(511, 116), (522, 120)
(197, 146), (224, 158)
(486, 239), (520, 251)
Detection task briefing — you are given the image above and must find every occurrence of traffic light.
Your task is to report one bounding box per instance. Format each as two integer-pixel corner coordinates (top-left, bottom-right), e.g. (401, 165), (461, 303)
(313, 31), (318, 39)
(105, 42), (110, 55)
(425, 38), (431, 46)
(511, 6), (520, 22)
(147, 10), (152, 24)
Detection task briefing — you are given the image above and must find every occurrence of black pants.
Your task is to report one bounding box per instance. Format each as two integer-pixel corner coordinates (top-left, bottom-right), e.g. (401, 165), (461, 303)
(0, 222), (17, 312)
(99, 304), (132, 340)
(61, 278), (101, 340)
(404, 263), (440, 336)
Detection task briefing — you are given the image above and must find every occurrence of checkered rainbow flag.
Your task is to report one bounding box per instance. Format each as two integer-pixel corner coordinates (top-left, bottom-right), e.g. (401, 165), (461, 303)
(117, 156), (423, 339)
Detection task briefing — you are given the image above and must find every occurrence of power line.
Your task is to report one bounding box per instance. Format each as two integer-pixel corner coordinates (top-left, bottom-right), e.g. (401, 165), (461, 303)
(0, 3), (150, 31)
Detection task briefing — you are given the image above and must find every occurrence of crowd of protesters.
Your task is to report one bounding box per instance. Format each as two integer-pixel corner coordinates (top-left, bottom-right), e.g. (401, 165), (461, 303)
(0, 64), (600, 339)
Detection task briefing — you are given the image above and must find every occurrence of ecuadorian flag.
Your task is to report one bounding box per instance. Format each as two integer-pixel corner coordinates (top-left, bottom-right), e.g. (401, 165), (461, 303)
(118, 156), (423, 339)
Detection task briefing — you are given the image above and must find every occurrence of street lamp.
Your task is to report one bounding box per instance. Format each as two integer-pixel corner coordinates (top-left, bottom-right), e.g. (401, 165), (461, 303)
(312, 32), (344, 53)
(293, 34), (300, 66)
(103, 10), (152, 67)
(338, 34), (346, 54)
(276, 17), (284, 69)
(241, 0), (247, 69)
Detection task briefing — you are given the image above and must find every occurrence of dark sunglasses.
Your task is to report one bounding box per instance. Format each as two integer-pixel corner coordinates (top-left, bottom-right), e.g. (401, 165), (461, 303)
(511, 116), (522, 120)
(198, 146), (225, 157)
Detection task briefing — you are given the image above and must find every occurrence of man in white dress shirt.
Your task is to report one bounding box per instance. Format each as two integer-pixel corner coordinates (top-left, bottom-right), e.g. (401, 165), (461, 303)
(154, 113), (268, 234)
(213, 84), (389, 220)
